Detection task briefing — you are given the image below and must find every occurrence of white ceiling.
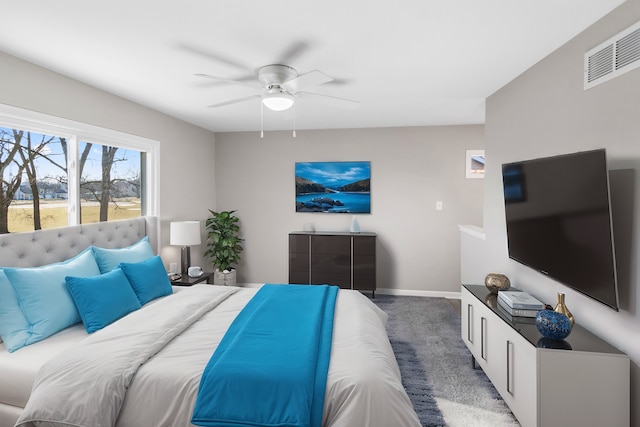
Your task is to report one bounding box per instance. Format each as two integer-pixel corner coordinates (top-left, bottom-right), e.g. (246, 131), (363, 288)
(0, 1), (625, 133)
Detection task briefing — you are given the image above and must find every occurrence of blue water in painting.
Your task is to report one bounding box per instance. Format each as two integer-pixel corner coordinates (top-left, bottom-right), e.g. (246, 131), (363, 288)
(296, 192), (370, 213)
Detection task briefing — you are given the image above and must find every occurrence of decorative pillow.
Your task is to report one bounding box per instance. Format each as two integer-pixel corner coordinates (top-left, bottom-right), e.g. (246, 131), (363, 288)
(3, 248), (101, 351)
(0, 269), (30, 351)
(66, 268), (141, 333)
(92, 236), (155, 274)
(118, 256), (173, 305)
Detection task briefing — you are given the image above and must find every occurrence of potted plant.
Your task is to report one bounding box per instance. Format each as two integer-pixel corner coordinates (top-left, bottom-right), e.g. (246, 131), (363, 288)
(204, 209), (244, 286)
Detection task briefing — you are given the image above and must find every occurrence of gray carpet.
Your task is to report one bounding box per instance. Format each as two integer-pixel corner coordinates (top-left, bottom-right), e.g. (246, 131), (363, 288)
(373, 294), (519, 427)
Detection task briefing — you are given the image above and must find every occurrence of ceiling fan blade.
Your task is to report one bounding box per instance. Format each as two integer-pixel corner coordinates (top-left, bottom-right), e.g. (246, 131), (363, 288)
(179, 43), (254, 72)
(296, 91), (360, 110)
(277, 41), (311, 64)
(327, 77), (351, 86)
(282, 70), (333, 92)
(207, 94), (262, 108)
(195, 73), (262, 90)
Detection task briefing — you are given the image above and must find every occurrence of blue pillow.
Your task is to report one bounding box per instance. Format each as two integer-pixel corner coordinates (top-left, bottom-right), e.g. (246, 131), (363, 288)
(92, 236), (155, 274)
(0, 270), (31, 352)
(118, 256), (173, 305)
(66, 268), (141, 333)
(3, 248), (101, 350)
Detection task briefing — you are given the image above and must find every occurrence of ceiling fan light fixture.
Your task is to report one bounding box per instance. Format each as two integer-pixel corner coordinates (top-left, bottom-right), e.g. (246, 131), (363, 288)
(262, 92), (295, 111)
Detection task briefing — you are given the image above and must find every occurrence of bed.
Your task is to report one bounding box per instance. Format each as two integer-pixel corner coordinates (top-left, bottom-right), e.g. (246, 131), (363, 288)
(0, 217), (420, 427)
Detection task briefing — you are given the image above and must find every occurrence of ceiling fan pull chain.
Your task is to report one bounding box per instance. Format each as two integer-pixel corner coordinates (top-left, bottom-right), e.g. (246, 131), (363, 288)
(260, 102), (264, 138)
(293, 103), (297, 138)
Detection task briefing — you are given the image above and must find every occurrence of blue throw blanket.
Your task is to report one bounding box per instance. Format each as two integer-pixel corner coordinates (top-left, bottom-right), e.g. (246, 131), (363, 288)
(191, 284), (339, 427)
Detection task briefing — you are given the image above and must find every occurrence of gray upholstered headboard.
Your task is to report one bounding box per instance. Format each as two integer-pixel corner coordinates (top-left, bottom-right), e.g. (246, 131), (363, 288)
(0, 216), (158, 268)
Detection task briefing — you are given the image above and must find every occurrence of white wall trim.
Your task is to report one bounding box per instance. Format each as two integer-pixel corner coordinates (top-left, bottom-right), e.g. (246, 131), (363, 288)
(239, 283), (462, 299)
(0, 102), (160, 218)
(376, 287), (461, 300)
(458, 224), (486, 240)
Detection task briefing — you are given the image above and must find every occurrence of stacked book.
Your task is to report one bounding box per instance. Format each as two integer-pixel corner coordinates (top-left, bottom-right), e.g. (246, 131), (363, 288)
(497, 290), (546, 318)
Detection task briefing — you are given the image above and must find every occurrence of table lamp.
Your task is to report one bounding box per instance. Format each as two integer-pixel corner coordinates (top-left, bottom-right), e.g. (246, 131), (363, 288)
(170, 221), (201, 274)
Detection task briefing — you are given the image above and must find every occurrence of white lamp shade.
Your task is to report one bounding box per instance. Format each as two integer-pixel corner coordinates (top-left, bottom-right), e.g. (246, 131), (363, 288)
(170, 221), (201, 246)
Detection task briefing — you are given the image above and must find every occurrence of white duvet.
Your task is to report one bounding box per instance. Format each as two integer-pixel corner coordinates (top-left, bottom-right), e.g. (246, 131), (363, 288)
(17, 285), (420, 427)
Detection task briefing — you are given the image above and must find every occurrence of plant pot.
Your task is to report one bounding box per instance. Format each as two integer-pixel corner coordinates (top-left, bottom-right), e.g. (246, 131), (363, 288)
(213, 269), (237, 286)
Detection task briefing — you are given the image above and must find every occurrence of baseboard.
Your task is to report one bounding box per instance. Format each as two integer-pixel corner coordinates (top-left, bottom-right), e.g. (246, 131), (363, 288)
(237, 283), (462, 299)
(376, 288), (461, 300)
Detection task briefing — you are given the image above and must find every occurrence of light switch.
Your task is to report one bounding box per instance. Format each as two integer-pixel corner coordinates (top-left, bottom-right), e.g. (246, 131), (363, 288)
(436, 201), (443, 211)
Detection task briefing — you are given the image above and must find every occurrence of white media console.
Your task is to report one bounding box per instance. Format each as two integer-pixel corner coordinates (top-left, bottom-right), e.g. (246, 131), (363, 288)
(461, 285), (629, 427)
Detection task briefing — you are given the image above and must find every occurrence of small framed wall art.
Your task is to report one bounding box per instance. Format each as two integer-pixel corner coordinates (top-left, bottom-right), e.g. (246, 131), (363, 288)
(466, 150), (485, 179)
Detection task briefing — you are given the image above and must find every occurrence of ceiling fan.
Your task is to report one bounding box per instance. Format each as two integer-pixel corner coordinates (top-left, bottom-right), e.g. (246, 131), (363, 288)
(195, 64), (359, 112)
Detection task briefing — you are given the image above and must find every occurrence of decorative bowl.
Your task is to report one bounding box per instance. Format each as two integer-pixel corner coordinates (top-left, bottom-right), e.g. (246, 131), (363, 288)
(484, 273), (511, 294)
(535, 310), (572, 340)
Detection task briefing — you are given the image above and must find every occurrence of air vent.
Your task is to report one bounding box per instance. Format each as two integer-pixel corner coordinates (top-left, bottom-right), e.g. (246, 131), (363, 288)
(584, 20), (640, 89)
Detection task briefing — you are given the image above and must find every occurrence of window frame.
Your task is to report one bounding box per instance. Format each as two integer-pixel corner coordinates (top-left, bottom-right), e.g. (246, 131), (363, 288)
(0, 103), (159, 226)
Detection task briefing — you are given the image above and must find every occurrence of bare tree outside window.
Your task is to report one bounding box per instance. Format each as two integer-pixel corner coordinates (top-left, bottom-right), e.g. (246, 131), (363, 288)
(79, 141), (142, 225)
(0, 128), (26, 234)
(16, 130), (61, 230)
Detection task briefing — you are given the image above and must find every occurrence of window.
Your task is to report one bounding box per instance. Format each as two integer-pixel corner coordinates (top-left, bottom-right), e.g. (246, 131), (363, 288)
(78, 141), (143, 224)
(0, 104), (158, 234)
(0, 127), (69, 232)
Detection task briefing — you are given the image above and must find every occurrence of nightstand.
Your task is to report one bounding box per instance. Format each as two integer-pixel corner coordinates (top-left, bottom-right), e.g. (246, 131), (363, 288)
(170, 272), (213, 286)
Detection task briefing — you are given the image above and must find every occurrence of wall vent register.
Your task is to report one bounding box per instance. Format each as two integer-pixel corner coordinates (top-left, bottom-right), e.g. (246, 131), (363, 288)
(584, 20), (640, 89)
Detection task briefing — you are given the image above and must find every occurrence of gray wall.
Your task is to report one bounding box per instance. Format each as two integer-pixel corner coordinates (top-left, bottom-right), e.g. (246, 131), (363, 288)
(215, 125), (484, 294)
(0, 51), (217, 268)
(484, 0), (640, 423)
(0, 50), (484, 295)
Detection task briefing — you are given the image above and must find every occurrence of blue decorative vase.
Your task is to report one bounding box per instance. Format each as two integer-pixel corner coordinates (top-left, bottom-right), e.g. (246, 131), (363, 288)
(535, 310), (572, 340)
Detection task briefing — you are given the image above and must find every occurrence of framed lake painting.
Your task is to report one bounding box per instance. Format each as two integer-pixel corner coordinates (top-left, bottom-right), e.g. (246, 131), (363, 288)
(295, 161), (371, 213)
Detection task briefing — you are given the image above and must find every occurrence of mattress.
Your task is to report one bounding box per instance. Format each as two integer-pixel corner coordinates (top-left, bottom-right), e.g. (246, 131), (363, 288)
(0, 286), (186, 409)
(0, 324), (87, 408)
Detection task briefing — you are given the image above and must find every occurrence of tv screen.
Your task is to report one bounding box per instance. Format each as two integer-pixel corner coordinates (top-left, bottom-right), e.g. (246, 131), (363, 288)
(502, 149), (619, 310)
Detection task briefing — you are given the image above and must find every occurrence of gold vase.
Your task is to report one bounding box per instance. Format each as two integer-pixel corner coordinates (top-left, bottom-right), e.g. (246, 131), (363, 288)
(554, 293), (574, 327)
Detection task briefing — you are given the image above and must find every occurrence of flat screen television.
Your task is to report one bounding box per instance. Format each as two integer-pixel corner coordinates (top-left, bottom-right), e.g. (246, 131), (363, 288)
(502, 149), (619, 310)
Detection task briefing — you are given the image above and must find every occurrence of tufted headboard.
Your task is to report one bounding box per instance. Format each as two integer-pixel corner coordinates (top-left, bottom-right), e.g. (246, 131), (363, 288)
(0, 216), (158, 268)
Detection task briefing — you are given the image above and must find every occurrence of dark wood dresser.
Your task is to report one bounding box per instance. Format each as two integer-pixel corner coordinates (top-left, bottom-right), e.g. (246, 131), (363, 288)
(288, 231), (376, 296)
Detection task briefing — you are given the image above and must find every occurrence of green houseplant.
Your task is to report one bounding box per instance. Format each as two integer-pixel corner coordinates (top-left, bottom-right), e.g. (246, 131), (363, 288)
(204, 209), (244, 285)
